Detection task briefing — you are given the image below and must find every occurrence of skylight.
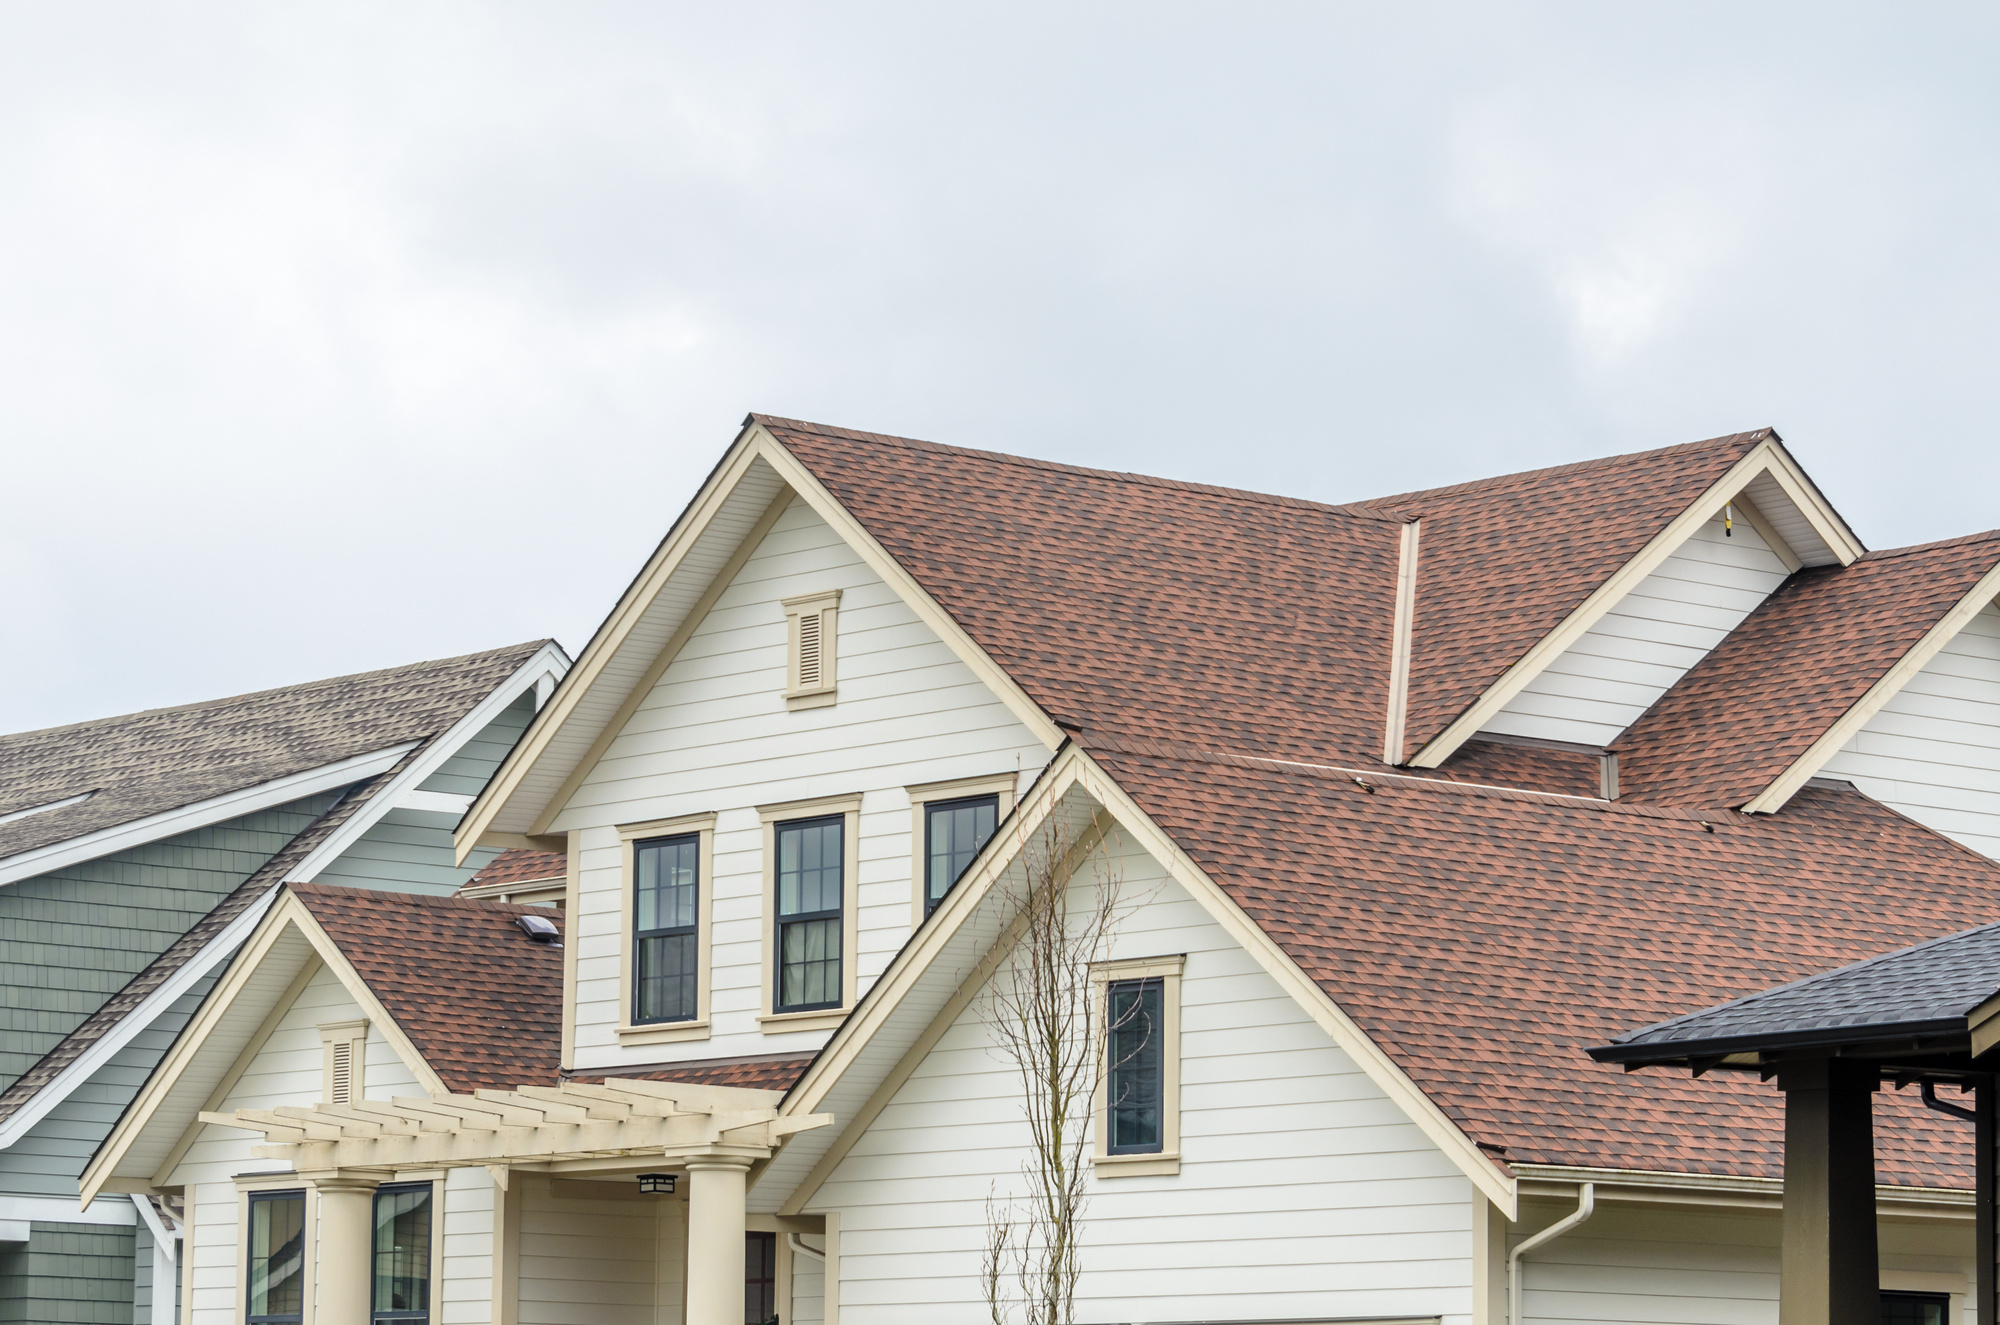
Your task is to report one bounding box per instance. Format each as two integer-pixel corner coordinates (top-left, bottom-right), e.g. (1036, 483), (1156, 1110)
(0, 790), (94, 828)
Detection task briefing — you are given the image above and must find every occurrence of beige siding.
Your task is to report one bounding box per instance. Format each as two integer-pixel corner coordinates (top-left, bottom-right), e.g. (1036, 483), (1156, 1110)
(1821, 603), (2000, 860)
(1485, 516), (1792, 748)
(515, 1179), (677, 1325)
(556, 495), (1051, 1071)
(441, 1167), (497, 1325)
(805, 834), (1475, 1325)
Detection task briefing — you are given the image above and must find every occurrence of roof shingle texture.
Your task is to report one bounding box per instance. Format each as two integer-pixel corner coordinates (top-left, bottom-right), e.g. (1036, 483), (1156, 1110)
(1615, 532), (2000, 807)
(1089, 738), (2000, 1187)
(579, 1053), (815, 1093)
(1610, 917), (2000, 1054)
(291, 883), (564, 1095)
(463, 848), (567, 890)
(0, 642), (552, 863)
(1349, 430), (1772, 758)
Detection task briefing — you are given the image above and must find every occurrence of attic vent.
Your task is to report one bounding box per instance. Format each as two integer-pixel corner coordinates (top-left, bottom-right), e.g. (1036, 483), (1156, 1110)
(516, 914), (563, 947)
(781, 590), (842, 712)
(318, 1020), (367, 1105)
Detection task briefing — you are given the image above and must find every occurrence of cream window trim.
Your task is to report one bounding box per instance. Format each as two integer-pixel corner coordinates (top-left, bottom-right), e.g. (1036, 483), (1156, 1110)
(1091, 954), (1184, 1178)
(236, 1177), (317, 1325)
(906, 772), (1020, 929)
(616, 812), (718, 1045)
(758, 794), (864, 1027)
(782, 590), (842, 711)
(318, 1020), (368, 1105)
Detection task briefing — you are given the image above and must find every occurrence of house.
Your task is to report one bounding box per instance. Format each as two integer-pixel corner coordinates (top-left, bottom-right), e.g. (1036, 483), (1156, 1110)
(81, 415), (2000, 1325)
(0, 641), (568, 1323)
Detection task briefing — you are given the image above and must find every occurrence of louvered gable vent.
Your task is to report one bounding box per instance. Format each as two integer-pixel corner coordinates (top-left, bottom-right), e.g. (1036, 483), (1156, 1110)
(782, 590), (842, 711)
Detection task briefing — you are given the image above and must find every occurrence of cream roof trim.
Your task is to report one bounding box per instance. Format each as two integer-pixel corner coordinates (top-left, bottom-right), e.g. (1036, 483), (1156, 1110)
(1742, 560), (2000, 815)
(1409, 437), (1862, 768)
(772, 744), (1519, 1221)
(455, 420), (1062, 860)
(80, 891), (447, 1206)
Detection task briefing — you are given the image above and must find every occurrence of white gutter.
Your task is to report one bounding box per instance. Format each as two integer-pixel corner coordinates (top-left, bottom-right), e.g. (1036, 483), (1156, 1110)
(787, 1232), (825, 1263)
(1509, 1182), (1594, 1325)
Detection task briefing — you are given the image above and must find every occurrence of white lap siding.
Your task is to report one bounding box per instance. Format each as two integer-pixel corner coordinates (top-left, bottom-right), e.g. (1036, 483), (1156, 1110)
(440, 1167), (496, 1325)
(804, 836), (1476, 1325)
(514, 1179), (675, 1325)
(556, 495), (1051, 1071)
(1820, 604), (2000, 861)
(1484, 517), (1792, 749)
(168, 966), (422, 1325)
(1511, 1199), (1972, 1325)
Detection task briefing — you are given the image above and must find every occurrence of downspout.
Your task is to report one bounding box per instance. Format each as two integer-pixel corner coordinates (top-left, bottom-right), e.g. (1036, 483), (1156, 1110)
(1507, 1182), (1594, 1325)
(788, 1232), (825, 1263)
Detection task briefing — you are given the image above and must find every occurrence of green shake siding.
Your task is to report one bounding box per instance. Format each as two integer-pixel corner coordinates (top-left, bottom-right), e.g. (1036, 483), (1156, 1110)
(0, 1223), (136, 1324)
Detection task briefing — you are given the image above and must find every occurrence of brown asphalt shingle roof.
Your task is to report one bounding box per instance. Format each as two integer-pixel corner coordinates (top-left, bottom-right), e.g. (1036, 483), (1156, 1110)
(0, 642), (553, 864)
(1349, 430), (1775, 759)
(462, 848), (567, 891)
(1088, 736), (1997, 1187)
(1615, 531), (2000, 807)
(291, 883), (565, 1095)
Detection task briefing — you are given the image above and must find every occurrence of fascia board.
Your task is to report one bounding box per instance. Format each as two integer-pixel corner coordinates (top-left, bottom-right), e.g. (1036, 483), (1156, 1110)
(1409, 440), (1857, 769)
(1743, 560), (2000, 814)
(284, 641), (570, 882)
(772, 744), (1517, 1221)
(0, 743), (419, 889)
(751, 426), (1064, 751)
(1757, 436), (1866, 566)
(81, 895), (323, 1206)
(455, 431), (777, 861)
(0, 885), (286, 1153)
(1063, 751), (1519, 1219)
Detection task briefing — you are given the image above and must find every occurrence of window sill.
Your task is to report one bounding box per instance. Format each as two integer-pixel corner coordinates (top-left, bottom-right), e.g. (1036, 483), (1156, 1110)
(784, 689), (837, 712)
(756, 1008), (849, 1034)
(615, 1020), (710, 1046)
(1092, 1152), (1180, 1178)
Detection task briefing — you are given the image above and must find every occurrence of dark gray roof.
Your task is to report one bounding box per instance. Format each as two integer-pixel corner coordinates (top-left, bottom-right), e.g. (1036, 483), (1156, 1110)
(0, 642), (553, 865)
(1593, 918), (2000, 1063)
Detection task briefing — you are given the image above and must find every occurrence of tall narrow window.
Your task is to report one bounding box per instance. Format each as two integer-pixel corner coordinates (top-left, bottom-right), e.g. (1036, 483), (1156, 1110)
(775, 816), (843, 1013)
(745, 1231), (778, 1325)
(924, 794), (999, 916)
(371, 1183), (432, 1324)
(1106, 977), (1165, 1155)
(246, 1190), (306, 1325)
(634, 834), (700, 1024)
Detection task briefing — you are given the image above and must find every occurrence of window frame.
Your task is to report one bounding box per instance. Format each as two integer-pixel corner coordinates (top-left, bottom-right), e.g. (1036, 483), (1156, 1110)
(757, 793), (862, 1033)
(615, 812), (717, 1046)
(771, 814), (847, 1015)
(781, 589), (842, 711)
(905, 773), (1018, 929)
(369, 1181), (436, 1325)
(243, 1185), (310, 1325)
(1090, 953), (1185, 1177)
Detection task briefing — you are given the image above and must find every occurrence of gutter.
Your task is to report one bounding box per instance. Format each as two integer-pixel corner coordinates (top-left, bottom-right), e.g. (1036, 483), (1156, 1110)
(1509, 1183), (1593, 1325)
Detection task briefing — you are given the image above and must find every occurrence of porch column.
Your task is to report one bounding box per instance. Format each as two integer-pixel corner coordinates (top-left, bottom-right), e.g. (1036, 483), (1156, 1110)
(1777, 1058), (1878, 1325)
(315, 1174), (381, 1325)
(685, 1157), (752, 1325)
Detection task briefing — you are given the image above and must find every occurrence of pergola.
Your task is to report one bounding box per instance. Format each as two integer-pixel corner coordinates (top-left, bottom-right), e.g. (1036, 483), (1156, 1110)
(1591, 920), (2000, 1325)
(200, 1077), (831, 1325)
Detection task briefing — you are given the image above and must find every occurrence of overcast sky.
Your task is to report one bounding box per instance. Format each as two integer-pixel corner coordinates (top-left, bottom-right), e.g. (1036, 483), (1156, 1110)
(4, 4), (1996, 733)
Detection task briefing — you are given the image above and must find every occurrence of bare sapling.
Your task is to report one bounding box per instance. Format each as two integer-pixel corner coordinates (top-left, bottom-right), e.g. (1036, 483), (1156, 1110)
(980, 811), (1128, 1325)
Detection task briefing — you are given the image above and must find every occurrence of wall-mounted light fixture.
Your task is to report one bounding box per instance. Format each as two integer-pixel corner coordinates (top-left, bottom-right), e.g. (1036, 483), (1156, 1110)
(637, 1173), (677, 1195)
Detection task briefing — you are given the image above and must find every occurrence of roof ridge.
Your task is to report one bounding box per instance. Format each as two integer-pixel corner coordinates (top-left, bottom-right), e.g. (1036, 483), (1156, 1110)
(1348, 428), (1774, 511)
(1855, 527), (2000, 563)
(0, 639), (555, 744)
(289, 880), (561, 918)
(750, 413), (1407, 525)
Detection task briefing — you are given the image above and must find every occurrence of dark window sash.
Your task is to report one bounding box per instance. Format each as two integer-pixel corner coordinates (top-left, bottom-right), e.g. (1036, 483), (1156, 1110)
(633, 833), (700, 1025)
(247, 1189), (307, 1325)
(775, 816), (845, 1013)
(1106, 977), (1166, 1155)
(371, 1182), (433, 1325)
(923, 793), (1000, 917)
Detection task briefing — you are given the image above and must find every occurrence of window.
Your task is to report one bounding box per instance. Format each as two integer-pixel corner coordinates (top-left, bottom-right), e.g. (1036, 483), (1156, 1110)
(246, 1190), (306, 1325)
(1092, 954), (1184, 1176)
(1881, 1294), (1951, 1325)
(616, 813), (714, 1045)
(634, 834), (700, 1024)
(923, 794), (999, 917)
(781, 590), (841, 710)
(775, 816), (844, 1013)
(371, 1183), (433, 1324)
(1106, 977), (1165, 1154)
(745, 1231), (778, 1325)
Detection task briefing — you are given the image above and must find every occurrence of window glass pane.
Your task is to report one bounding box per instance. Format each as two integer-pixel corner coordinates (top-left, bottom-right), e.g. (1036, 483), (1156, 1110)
(372, 1184), (432, 1322)
(777, 819), (841, 918)
(926, 795), (1000, 913)
(1881, 1294), (1950, 1325)
(745, 1231), (778, 1325)
(636, 837), (697, 933)
(1107, 978), (1164, 1154)
(637, 932), (697, 1023)
(247, 1192), (305, 1324)
(780, 916), (842, 1010)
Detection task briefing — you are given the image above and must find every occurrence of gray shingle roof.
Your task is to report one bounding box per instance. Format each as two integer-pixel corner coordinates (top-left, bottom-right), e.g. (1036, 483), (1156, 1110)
(0, 642), (553, 866)
(1594, 918), (2000, 1062)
